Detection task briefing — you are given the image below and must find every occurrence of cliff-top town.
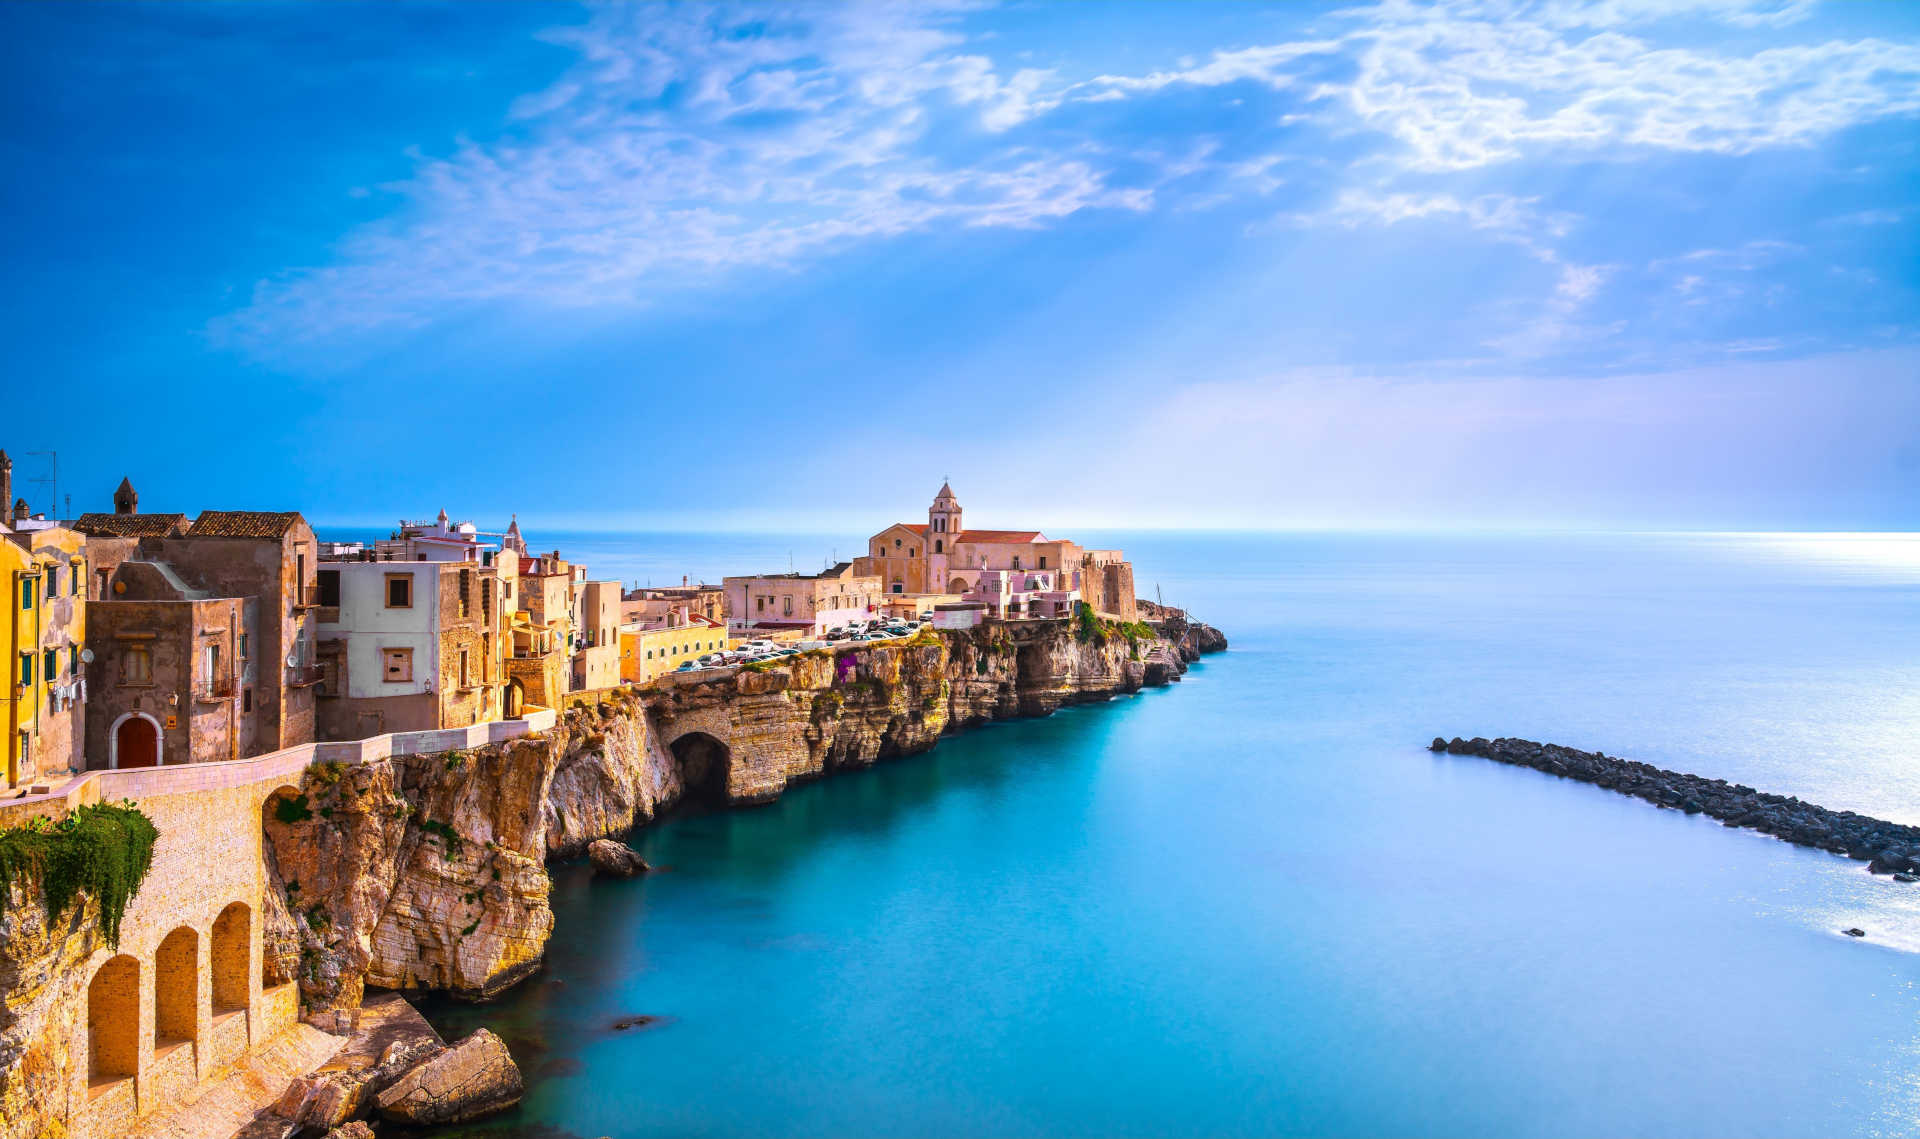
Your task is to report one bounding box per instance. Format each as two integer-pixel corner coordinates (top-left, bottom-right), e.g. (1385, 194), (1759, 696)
(0, 454), (1216, 1139)
(1, 462), (1139, 790)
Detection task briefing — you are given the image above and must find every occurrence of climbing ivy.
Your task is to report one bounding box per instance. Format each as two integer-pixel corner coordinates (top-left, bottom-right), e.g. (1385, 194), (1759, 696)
(0, 801), (158, 948)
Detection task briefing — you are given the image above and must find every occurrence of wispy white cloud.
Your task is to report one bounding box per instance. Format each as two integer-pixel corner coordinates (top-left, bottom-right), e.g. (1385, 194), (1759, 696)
(214, 0), (1920, 356)
(1088, 0), (1920, 172)
(215, 2), (1143, 347)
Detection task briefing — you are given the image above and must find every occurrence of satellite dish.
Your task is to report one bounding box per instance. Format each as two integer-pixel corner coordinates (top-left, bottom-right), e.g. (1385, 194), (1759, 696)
(79, 648), (94, 664)
(286, 653), (300, 667)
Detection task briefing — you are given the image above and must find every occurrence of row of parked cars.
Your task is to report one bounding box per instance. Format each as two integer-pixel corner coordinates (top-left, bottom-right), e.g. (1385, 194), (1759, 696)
(673, 618), (930, 672)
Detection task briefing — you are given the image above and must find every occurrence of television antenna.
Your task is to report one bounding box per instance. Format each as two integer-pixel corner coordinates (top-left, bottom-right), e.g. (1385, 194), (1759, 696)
(25, 450), (54, 517)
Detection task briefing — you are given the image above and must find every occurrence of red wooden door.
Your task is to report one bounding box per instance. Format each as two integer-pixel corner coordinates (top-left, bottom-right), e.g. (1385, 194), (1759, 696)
(116, 718), (158, 769)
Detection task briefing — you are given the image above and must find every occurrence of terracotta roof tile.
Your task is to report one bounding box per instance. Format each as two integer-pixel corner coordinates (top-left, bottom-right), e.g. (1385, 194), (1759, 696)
(956, 529), (1044, 543)
(71, 512), (188, 537)
(185, 510), (307, 539)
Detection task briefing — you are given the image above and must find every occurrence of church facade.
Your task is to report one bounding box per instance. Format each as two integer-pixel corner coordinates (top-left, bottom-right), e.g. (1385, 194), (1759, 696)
(853, 484), (1138, 621)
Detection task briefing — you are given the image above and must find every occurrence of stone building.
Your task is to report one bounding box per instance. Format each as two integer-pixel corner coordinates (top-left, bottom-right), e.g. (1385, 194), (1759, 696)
(0, 452), (90, 788)
(622, 580), (725, 626)
(853, 483), (1138, 621)
(619, 612), (728, 683)
(82, 502), (320, 768)
(573, 579), (622, 691)
(312, 558), (507, 738)
(723, 563), (882, 636)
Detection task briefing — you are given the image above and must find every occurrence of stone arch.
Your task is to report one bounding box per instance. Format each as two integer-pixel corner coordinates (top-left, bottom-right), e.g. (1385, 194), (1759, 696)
(88, 954), (140, 1083)
(948, 577), (969, 594)
(506, 679), (525, 718)
(668, 731), (732, 806)
(154, 926), (199, 1048)
(211, 902), (251, 1014)
(109, 711), (162, 769)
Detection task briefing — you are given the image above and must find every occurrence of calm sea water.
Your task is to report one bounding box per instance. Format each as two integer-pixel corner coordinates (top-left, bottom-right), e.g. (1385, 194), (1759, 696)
(407, 531), (1920, 1138)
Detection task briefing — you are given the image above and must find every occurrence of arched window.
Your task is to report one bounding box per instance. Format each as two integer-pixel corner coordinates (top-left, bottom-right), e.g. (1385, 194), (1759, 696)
(934, 540), (943, 553)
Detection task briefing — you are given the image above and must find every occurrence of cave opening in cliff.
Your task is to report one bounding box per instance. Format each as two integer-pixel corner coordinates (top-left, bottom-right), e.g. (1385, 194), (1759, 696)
(668, 731), (732, 807)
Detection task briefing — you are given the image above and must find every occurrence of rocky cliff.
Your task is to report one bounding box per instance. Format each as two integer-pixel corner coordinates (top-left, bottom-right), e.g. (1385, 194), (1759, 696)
(0, 885), (99, 1139)
(265, 616), (1225, 1009)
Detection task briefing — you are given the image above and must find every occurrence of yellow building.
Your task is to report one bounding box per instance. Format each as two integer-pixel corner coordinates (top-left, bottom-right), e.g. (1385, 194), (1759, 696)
(2, 504), (88, 790)
(620, 614), (728, 683)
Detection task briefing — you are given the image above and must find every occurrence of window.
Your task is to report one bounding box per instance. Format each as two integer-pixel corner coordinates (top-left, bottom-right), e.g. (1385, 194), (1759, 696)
(382, 648), (413, 683)
(481, 582), (492, 623)
(238, 633), (249, 663)
(459, 570), (471, 618)
(45, 568), (58, 598)
(783, 596), (793, 616)
(1012, 556), (1022, 570)
(756, 597), (765, 613)
(203, 643), (220, 683)
(459, 649), (470, 688)
(893, 538), (902, 549)
(96, 569), (109, 599)
(45, 649), (57, 685)
(385, 573), (413, 609)
(1038, 556), (1048, 569)
(19, 578), (32, 609)
(123, 645), (152, 686)
(242, 688), (253, 713)
(296, 554), (307, 604)
(19, 652), (32, 685)
(935, 540), (943, 554)
(317, 570), (341, 607)
(70, 565), (81, 595)
(68, 645), (79, 677)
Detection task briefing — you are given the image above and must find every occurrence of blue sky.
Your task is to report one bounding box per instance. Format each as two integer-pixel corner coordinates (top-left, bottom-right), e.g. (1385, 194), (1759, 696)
(3, 0), (1917, 531)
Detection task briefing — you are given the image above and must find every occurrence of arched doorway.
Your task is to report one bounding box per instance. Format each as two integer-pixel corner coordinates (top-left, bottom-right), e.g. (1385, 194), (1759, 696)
(668, 732), (732, 806)
(113, 714), (159, 769)
(505, 680), (525, 718)
(154, 927), (199, 1053)
(948, 577), (969, 594)
(88, 955), (140, 1085)
(211, 902), (251, 1015)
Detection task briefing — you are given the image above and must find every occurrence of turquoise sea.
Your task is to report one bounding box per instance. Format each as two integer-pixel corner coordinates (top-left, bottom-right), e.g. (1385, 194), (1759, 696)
(401, 530), (1920, 1138)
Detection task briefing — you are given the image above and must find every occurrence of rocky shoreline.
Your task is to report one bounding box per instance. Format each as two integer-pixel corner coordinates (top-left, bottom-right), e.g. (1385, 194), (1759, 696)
(1433, 736), (1920, 878)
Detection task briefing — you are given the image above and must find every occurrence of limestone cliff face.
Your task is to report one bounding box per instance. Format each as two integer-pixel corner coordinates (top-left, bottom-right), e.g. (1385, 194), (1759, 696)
(263, 737), (560, 1009)
(271, 619), (1222, 1008)
(0, 885), (99, 1139)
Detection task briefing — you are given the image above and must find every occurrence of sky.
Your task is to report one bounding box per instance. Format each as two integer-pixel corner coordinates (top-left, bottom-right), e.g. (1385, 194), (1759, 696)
(2, 0), (1917, 533)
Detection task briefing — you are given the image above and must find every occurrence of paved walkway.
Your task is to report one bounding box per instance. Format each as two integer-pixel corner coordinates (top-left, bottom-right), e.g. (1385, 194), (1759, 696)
(130, 1023), (343, 1139)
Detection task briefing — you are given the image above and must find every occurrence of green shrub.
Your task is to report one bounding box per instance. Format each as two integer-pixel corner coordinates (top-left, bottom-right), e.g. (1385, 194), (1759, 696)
(0, 802), (159, 947)
(274, 794), (313, 824)
(417, 818), (464, 857)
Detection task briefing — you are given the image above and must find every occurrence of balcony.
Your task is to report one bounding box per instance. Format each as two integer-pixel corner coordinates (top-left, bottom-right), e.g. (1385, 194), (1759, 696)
(287, 664), (325, 687)
(197, 675), (236, 702)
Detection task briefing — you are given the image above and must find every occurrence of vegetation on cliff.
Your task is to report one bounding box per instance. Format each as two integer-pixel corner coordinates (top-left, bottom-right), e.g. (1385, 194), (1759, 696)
(0, 801), (158, 947)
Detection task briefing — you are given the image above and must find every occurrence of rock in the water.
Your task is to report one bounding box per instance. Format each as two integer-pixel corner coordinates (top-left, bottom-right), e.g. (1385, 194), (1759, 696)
(588, 839), (651, 878)
(1844, 927), (1867, 938)
(1430, 738), (1448, 752)
(324, 1123), (376, 1139)
(377, 1028), (523, 1126)
(611, 1014), (661, 1031)
(1895, 873), (1917, 884)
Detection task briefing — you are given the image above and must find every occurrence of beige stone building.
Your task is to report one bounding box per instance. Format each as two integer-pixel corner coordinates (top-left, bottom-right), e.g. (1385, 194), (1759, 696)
(853, 483), (1138, 620)
(311, 558), (508, 739)
(79, 496), (321, 769)
(724, 563), (881, 635)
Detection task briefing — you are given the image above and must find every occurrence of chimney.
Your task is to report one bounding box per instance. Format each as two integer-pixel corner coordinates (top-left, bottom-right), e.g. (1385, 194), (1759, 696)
(12, 498), (27, 523)
(0, 451), (9, 520)
(682, 574), (689, 588)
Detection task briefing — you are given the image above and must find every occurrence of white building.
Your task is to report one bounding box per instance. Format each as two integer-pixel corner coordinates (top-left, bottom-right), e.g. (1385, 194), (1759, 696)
(966, 568), (1079, 620)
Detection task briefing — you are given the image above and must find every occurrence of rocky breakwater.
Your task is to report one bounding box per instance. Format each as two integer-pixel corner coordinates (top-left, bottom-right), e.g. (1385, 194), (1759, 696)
(1433, 736), (1920, 879)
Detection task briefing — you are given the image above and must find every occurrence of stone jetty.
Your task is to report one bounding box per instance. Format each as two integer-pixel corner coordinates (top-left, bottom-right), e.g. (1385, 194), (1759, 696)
(1432, 736), (1920, 876)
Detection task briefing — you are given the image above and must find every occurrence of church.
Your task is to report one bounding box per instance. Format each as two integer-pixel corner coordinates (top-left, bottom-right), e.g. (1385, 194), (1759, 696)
(852, 483), (1138, 621)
